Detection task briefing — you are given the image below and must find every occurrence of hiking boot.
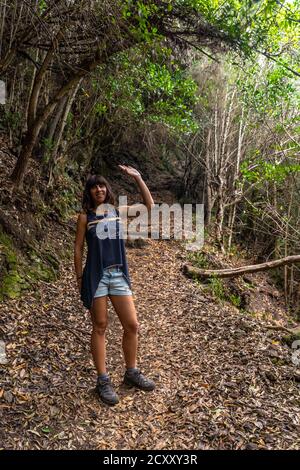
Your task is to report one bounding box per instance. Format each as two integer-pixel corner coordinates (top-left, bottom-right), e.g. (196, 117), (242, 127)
(96, 376), (119, 406)
(123, 368), (155, 391)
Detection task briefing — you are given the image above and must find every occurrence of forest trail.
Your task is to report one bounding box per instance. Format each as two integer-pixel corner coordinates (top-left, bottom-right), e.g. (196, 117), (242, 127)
(1, 0), (300, 452)
(1, 233), (300, 450)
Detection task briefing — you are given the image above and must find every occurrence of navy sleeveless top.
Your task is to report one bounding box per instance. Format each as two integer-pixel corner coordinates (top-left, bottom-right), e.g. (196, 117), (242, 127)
(80, 206), (132, 310)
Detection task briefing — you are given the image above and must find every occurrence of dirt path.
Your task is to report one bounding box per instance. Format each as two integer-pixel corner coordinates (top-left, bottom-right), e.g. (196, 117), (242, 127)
(1, 237), (300, 450)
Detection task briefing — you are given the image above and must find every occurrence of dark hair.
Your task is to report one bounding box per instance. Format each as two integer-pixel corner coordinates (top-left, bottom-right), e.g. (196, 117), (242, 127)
(82, 174), (116, 212)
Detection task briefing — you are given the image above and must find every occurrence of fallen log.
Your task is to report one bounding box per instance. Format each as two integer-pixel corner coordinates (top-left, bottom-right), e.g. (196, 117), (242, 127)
(182, 254), (300, 280)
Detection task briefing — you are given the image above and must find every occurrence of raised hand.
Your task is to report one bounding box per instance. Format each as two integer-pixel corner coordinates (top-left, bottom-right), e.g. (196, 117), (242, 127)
(118, 164), (141, 179)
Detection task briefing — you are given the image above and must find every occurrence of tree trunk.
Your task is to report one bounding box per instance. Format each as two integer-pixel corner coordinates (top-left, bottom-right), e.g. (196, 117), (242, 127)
(0, 0), (7, 57)
(25, 49), (39, 133)
(227, 202), (237, 252)
(47, 79), (82, 184)
(10, 128), (37, 186)
(0, 1), (64, 74)
(51, 79), (82, 162)
(10, 40), (136, 187)
(27, 33), (61, 129)
(227, 106), (245, 251)
(205, 128), (212, 225)
(215, 184), (225, 252)
(11, 73), (88, 186)
(183, 255), (300, 280)
(41, 95), (68, 163)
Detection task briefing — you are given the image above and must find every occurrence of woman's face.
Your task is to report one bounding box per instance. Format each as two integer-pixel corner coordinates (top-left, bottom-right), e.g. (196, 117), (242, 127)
(90, 183), (107, 207)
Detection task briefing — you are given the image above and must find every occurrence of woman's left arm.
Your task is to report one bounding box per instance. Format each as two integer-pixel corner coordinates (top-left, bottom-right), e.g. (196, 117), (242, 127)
(118, 165), (155, 212)
(134, 174), (155, 210)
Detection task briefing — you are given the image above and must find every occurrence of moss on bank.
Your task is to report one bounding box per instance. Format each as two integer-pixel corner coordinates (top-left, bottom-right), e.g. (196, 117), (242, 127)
(0, 228), (62, 301)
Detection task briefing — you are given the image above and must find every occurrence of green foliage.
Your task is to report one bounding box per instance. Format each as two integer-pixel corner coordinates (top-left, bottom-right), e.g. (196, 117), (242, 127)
(38, 0), (47, 15)
(237, 61), (300, 118)
(209, 275), (226, 302)
(116, 0), (300, 134)
(50, 172), (79, 221)
(0, 228), (17, 267)
(187, 250), (244, 309)
(241, 158), (300, 184)
(228, 293), (242, 308)
(93, 48), (199, 134)
(122, 0), (162, 42)
(176, 0), (299, 62)
(94, 104), (108, 116)
(120, 0), (299, 71)
(0, 228), (59, 301)
(77, 0), (300, 147)
(1, 110), (21, 131)
(0, 229), (28, 300)
(40, 137), (55, 166)
(187, 251), (209, 269)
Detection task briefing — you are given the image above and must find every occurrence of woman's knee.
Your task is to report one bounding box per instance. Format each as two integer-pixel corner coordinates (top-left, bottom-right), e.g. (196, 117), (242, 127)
(92, 320), (108, 336)
(124, 320), (139, 335)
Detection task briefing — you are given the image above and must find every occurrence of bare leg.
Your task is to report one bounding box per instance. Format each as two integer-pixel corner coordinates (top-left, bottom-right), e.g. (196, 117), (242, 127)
(109, 295), (139, 369)
(90, 296), (108, 374)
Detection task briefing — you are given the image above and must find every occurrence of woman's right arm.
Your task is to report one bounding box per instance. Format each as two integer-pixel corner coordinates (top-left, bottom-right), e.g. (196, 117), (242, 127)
(74, 213), (87, 293)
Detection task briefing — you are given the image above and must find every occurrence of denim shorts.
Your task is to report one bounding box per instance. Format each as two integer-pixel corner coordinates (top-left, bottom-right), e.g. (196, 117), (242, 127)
(94, 265), (132, 298)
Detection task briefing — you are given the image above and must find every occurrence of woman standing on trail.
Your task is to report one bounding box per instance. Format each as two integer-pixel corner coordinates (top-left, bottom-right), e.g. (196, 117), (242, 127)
(74, 165), (155, 406)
